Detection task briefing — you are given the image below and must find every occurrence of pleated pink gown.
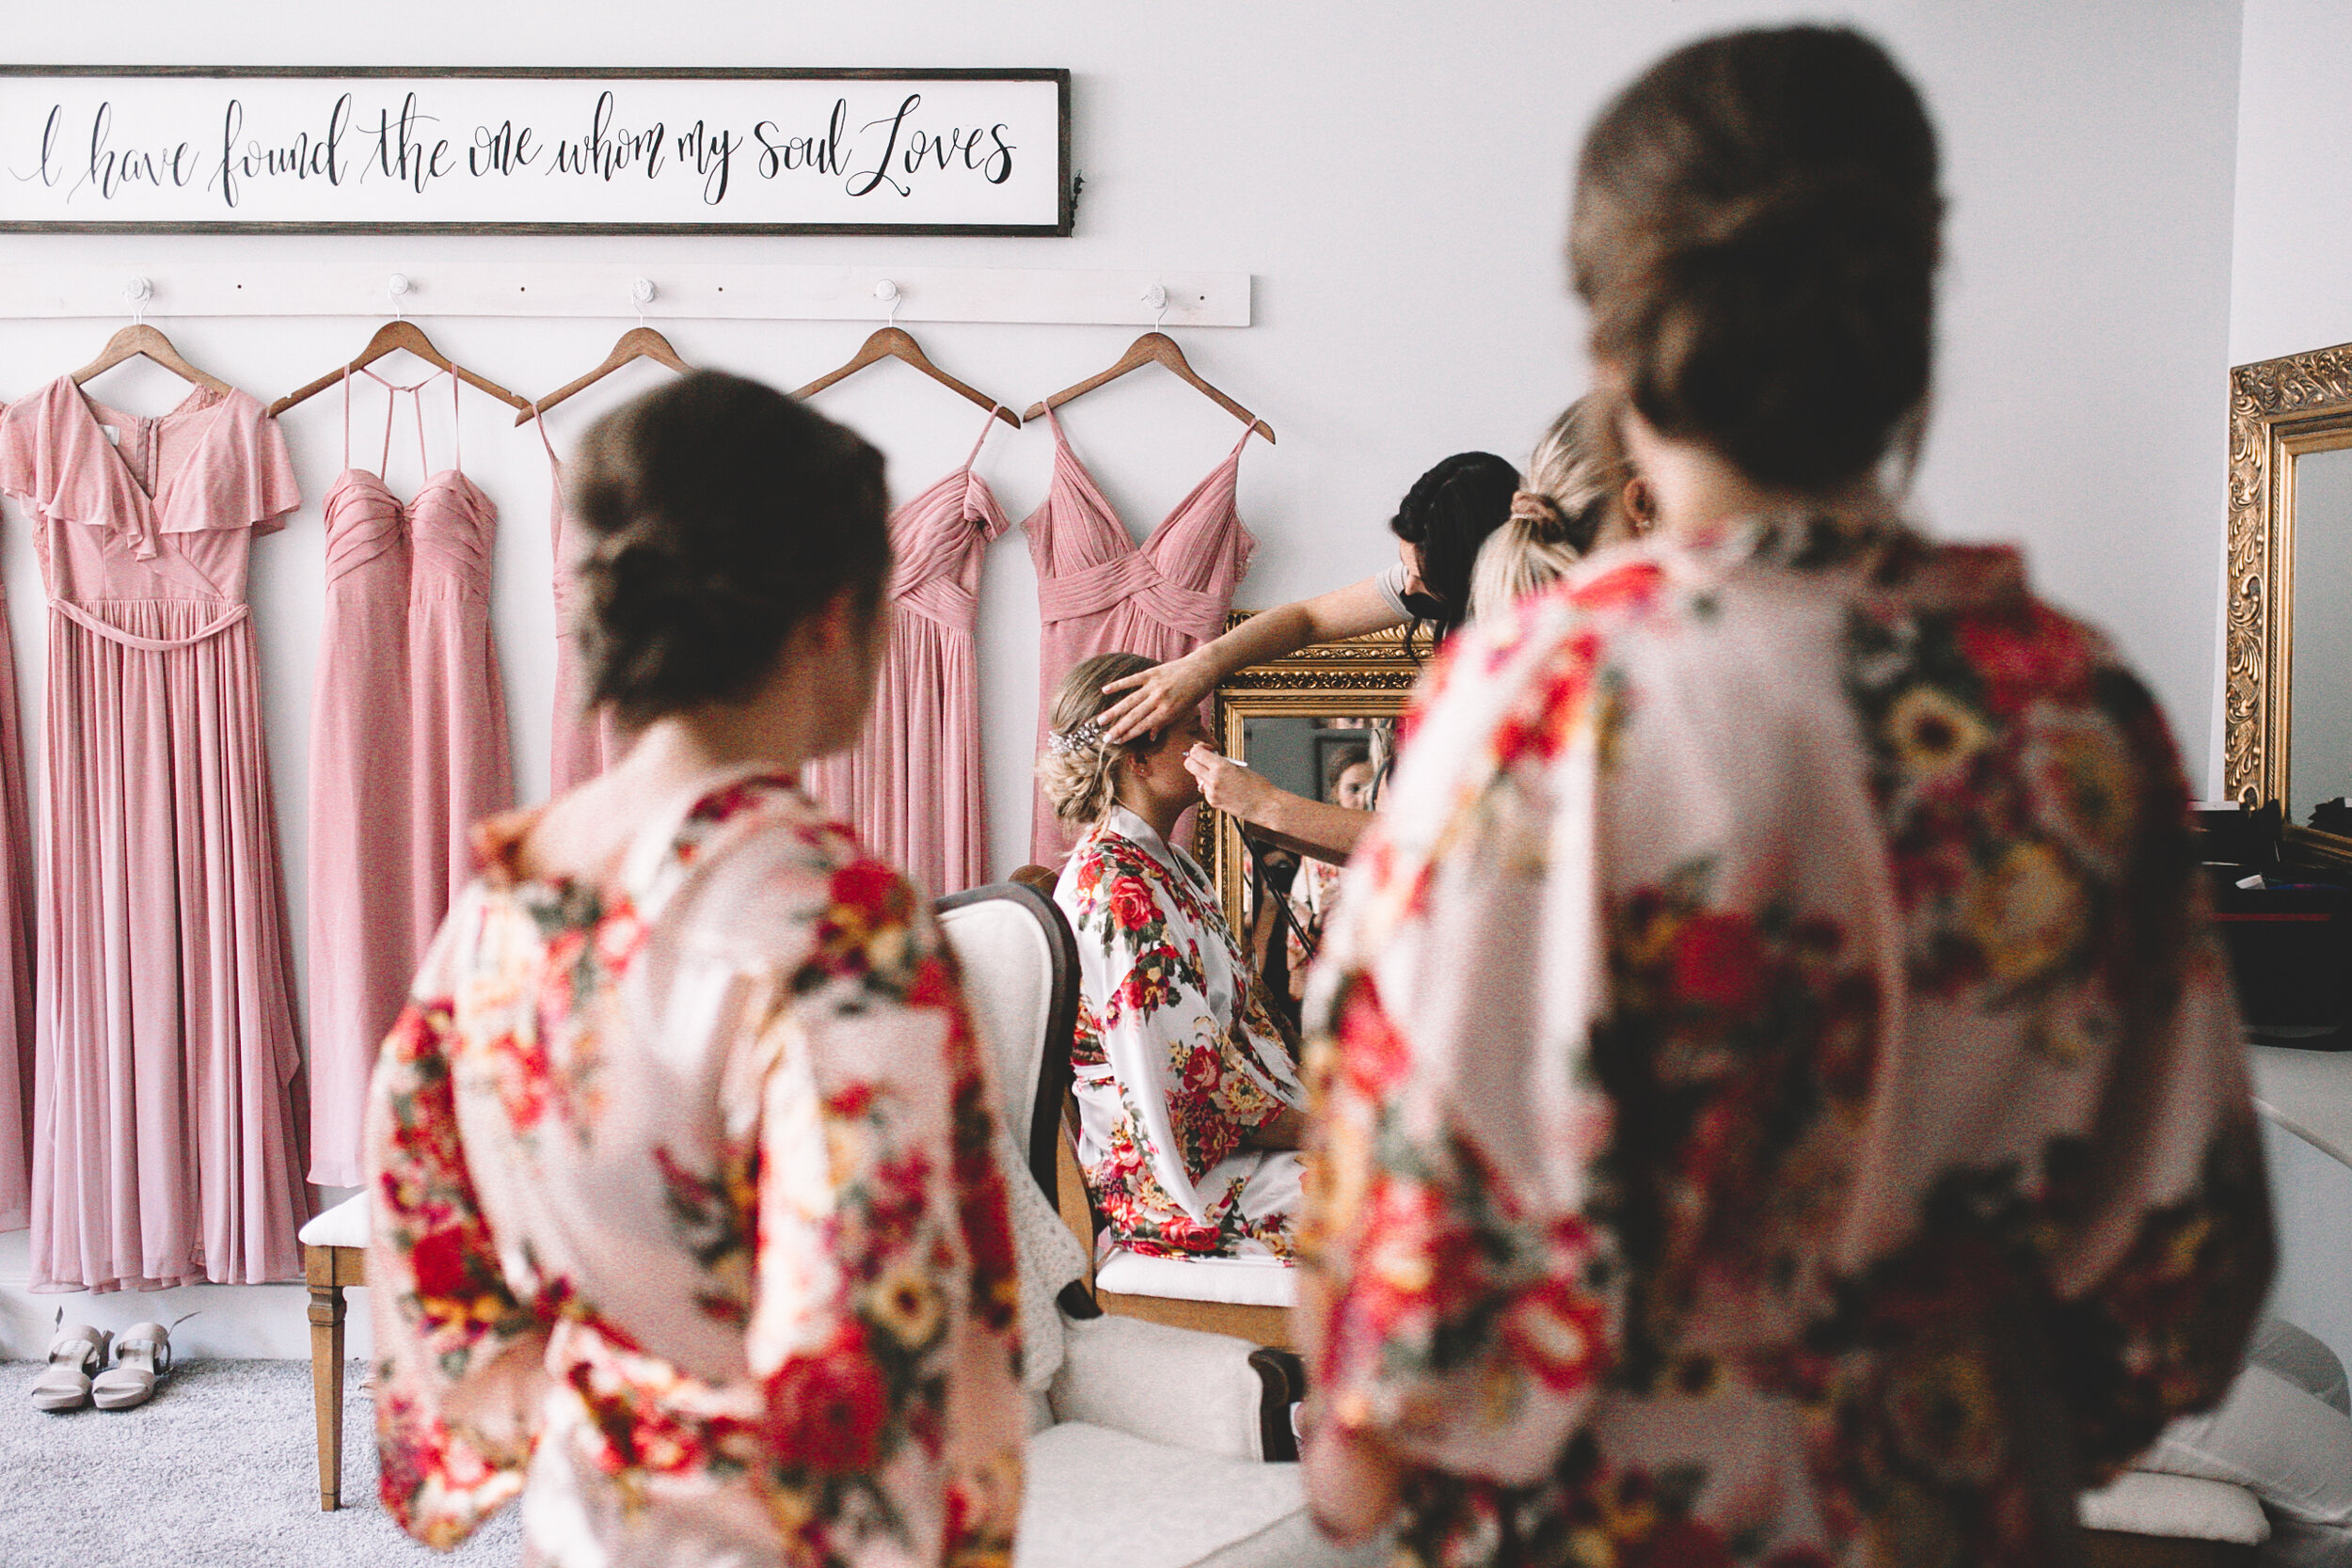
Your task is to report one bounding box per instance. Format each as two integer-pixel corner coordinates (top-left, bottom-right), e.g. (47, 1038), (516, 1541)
(804, 412), (1009, 897)
(306, 372), (512, 1188)
(0, 437), (36, 1234)
(1024, 410), (1257, 865)
(0, 376), (308, 1291)
(539, 421), (624, 796)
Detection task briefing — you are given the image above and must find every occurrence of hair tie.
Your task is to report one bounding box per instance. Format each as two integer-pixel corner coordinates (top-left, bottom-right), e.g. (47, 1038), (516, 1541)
(1510, 489), (1573, 540)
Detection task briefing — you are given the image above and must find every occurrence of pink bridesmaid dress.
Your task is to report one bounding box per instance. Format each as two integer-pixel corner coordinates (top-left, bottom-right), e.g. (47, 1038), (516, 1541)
(538, 420), (624, 796)
(306, 370), (512, 1188)
(0, 415), (34, 1233)
(1023, 410), (1257, 865)
(0, 376), (308, 1290)
(803, 412), (1009, 897)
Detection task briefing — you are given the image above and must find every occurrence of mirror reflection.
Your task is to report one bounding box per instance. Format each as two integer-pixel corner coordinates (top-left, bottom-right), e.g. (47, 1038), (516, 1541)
(1232, 713), (1393, 1024)
(2291, 443), (2352, 825)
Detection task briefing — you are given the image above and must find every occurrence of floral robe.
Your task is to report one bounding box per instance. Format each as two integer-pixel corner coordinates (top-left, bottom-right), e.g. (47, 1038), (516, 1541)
(366, 770), (1025, 1568)
(1299, 515), (2275, 1568)
(1056, 805), (1306, 1259)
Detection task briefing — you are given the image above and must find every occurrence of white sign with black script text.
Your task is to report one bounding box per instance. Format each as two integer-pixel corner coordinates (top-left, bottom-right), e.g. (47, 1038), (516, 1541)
(0, 69), (1072, 234)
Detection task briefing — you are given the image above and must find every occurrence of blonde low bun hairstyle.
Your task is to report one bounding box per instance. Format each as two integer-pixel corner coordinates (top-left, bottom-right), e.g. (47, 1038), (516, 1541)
(1037, 651), (1158, 827)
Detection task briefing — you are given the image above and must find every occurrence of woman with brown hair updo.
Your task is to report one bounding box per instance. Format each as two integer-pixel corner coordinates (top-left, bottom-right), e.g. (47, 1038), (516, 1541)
(1296, 26), (2271, 1566)
(363, 371), (1025, 1566)
(1040, 652), (1307, 1264)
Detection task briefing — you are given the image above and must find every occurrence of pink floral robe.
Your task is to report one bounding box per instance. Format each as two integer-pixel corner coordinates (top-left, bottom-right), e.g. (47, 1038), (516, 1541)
(1055, 805), (1304, 1260)
(1300, 515), (2274, 1568)
(366, 770), (1025, 1568)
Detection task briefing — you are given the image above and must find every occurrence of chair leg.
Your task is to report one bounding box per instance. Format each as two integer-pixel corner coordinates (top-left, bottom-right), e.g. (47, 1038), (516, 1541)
(309, 1275), (346, 1512)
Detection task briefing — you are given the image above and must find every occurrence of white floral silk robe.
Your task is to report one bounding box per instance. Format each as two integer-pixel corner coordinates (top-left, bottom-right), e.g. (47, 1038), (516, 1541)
(1055, 805), (1306, 1259)
(1300, 515), (2275, 1568)
(366, 771), (1025, 1568)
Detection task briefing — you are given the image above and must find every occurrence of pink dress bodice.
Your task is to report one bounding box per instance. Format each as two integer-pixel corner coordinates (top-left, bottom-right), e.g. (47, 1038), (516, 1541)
(1022, 410), (1256, 863)
(803, 411), (1009, 897)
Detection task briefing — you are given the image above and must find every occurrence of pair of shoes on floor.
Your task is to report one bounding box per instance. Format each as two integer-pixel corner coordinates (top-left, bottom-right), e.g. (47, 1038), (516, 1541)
(32, 1315), (178, 1413)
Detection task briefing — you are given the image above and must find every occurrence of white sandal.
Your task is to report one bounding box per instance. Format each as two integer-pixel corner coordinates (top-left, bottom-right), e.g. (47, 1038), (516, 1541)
(31, 1319), (111, 1413)
(92, 1320), (176, 1411)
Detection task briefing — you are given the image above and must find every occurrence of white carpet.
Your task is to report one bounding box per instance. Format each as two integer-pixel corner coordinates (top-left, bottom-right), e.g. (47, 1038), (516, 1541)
(0, 1358), (525, 1567)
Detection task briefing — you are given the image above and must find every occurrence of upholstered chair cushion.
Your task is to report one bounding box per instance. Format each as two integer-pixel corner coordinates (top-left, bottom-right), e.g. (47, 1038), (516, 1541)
(297, 1190), (370, 1250)
(1048, 1313), (1271, 1461)
(1094, 1249), (1296, 1308)
(2078, 1471), (2269, 1544)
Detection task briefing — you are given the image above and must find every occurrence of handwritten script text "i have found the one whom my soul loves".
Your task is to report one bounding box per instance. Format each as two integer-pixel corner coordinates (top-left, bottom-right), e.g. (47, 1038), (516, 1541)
(19, 89), (1022, 208)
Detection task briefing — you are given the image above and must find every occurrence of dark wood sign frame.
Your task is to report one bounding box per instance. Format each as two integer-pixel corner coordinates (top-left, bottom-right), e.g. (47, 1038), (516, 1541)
(0, 66), (1074, 236)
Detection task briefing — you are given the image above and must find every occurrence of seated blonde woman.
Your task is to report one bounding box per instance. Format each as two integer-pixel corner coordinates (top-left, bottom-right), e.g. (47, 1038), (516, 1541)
(1038, 651), (1306, 1261)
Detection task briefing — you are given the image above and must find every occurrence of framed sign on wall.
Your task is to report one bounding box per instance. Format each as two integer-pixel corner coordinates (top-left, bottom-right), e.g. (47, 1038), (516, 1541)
(0, 67), (1073, 235)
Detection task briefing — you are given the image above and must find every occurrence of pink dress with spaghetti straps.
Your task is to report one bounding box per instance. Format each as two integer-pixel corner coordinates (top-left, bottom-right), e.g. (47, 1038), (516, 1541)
(305, 370), (513, 1188)
(539, 420), (626, 796)
(803, 411), (1009, 897)
(0, 375), (308, 1290)
(1023, 410), (1256, 865)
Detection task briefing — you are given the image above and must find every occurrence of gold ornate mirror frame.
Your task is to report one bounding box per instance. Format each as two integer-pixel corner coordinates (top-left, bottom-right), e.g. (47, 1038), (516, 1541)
(1204, 615), (1422, 934)
(2226, 341), (2352, 861)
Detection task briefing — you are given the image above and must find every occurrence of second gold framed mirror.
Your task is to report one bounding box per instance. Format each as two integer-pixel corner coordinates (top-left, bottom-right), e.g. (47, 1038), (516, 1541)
(2225, 340), (2352, 861)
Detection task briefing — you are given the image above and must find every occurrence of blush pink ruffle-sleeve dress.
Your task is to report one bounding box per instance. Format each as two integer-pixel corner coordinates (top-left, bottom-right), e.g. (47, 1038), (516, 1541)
(804, 411), (1009, 898)
(1023, 410), (1257, 866)
(0, 376), (310, 1291)
(305, 369), (513, 1189)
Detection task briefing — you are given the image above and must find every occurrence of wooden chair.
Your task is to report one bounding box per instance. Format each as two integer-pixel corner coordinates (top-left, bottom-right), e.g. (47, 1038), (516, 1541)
(297, 1191), (372, 1510)
(1053, 1120), (1296, 1348)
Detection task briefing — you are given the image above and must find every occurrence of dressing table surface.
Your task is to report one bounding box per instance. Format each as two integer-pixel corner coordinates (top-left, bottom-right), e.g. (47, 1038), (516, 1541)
(2251, 1043), (2352, 1169)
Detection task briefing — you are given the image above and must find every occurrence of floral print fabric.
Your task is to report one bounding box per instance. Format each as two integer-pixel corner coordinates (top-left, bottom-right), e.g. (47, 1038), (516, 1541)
(366, 770), (1025, 1568)
(1301, 515), (2274, 1568)
(1056, 805), (1306, 1259)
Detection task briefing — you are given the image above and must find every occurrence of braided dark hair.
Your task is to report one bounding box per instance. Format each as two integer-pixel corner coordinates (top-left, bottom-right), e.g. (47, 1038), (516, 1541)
(1388, 451), (1520, 654)
(569, 370), (891, 727)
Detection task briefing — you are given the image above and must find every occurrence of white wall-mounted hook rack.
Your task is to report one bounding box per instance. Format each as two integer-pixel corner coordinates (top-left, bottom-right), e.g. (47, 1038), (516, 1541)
(0, 263), (1251, 328)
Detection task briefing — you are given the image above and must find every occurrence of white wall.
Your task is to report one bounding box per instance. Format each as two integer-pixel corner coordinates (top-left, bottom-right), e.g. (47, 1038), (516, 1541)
(2225, 0), (2352, 1369)
(2231, 0), (2352, 366)
(0, 0), (2250, 1356)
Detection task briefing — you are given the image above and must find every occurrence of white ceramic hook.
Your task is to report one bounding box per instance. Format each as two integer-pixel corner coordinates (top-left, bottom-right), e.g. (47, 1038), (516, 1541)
(875, 277), (901, 328)
(124, 276), (152, 326)
(387, 272), (413, 321)
(1143, 283), (1169, 331)
(630, 277), (655, 326)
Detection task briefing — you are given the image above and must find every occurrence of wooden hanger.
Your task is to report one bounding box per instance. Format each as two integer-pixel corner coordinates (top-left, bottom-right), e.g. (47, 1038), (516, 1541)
(515, 325), (694, 426)
(793, 327), (1020, 428)
(1022, 331), (1275, 444)
(72, 325), (233, 398)
(268, 321), (532, 419)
